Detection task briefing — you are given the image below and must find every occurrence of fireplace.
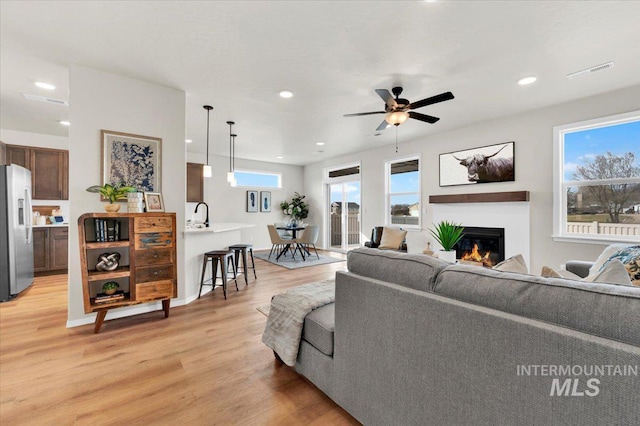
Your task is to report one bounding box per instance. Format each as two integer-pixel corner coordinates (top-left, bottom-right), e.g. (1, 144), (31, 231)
(454, 226), (505, 267)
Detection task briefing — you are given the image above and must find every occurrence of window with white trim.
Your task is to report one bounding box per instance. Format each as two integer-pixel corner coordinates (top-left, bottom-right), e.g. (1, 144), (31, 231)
(386, 156), (420, 228)
(233, 170), (282, 188)
(553, 111), (640, 243)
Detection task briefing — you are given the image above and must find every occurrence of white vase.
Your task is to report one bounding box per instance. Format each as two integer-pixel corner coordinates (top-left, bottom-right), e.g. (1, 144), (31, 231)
(438, 250), (457, 263)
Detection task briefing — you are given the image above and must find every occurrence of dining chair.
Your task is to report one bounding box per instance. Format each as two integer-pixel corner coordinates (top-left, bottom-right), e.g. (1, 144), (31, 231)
(296, 225), (320, 260)
(267, 224), (294, 261)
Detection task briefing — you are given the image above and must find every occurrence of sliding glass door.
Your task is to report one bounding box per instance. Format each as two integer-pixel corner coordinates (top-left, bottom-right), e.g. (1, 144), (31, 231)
(329, 181), (361, 251)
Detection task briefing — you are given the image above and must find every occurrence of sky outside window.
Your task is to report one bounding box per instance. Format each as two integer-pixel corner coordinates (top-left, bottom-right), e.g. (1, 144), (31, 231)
(564, 120), (640, 181)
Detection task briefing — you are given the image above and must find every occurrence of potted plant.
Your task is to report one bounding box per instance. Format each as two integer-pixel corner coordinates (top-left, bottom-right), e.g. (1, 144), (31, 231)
(102, 281), (119, 295)
(86, 183), (137, 212)
(429, 220), (464, 263)
(280, 192), (309, 226)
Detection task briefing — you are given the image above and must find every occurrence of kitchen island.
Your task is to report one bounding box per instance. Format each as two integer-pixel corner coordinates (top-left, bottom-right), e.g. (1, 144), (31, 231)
(183, 222), (256, 301)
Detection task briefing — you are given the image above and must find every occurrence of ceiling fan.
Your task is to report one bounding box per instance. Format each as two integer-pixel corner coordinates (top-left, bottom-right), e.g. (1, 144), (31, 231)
(344, 87), (454, 131)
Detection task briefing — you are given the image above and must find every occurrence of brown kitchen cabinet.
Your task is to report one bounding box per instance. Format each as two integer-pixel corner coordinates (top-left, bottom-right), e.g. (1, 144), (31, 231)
(186, 162), (204, 202)
(33, 227), (68, 275)
(78, 212), (177, 333)
(5, 144), (68, 200)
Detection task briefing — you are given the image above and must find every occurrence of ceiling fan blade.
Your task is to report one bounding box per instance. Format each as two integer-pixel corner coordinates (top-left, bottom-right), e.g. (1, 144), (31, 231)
(343, 111), (385, 117)
(376, 120), (390, 131)
(375, 89), (397, 108)
(409, 111), (440, 124)
(408, 91), (454, 110)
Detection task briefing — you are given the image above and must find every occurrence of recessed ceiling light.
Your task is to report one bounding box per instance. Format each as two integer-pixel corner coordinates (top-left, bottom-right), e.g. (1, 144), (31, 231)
(185, 139), (192, 143)
(279, 90), (293, 98)
(517, 76), (537, 85)
(35, 81), (56, 90)
(59, 120), (70, 126)
(276, 155), (284, 159)
(316, 142), (325, 146)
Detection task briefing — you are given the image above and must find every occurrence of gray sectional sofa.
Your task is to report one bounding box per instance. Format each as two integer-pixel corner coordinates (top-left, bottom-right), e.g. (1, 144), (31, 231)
(294, 247), (640, 426)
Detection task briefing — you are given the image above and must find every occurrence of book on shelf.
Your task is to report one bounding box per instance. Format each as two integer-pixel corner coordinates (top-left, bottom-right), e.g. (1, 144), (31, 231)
(92, 219), (122, 242)
(94, 290), (126, 303)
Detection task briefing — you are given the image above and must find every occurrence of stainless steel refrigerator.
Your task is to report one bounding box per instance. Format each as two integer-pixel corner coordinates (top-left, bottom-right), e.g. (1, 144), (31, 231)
(1, 164), (34, 301)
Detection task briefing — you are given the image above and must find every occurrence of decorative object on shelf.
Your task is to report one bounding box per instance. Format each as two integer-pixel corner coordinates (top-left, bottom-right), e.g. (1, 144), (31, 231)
(203, 105), (213, 178)
(280, 192), (309, 221)
(429, 220), (464, 263)
(143, 192), (165, 212)
(261, 191), (271, 212)
(95, 253), (121, 272)
(439, 141), (515, 187)
(101, 130), (162, 192)
(247, 190), (259, 212)
(86, 183), (137, 212)
(226, 121), (237, 186)
(127, 192), (144, 213)
(102, 281), (120, 295)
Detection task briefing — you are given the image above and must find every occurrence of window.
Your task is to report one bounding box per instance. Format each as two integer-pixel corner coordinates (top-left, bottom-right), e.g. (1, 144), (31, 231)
(386, 157), (420, 228)
(553, 111), (640, 243)
(233, 170), (281, 188)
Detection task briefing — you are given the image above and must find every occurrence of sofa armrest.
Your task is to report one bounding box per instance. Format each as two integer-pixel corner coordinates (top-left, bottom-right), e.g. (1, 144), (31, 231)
(565, 260), (594, 278)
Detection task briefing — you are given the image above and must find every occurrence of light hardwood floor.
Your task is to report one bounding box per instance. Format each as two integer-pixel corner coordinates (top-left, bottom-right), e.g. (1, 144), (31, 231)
(0, 252), (359, 425)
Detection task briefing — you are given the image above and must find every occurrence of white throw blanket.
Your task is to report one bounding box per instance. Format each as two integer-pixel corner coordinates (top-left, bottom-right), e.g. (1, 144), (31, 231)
(262, 279), (335, 366)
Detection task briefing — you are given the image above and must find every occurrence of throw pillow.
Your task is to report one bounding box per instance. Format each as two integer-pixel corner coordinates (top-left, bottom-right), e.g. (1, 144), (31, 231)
(540, 266), (582, 280)
(378, 227), (407, 250)
(588, 243), (634, 276)
(541, 260), (633, 287)
(493, 254), (528, 274)
(587, 245), (640, 286)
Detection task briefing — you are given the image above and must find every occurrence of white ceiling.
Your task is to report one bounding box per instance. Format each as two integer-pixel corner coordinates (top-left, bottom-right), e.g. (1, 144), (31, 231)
(1, 1), (639, 166)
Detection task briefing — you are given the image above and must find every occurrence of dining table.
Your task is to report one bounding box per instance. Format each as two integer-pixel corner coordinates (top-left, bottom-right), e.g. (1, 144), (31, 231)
(275, 224), (307, 260)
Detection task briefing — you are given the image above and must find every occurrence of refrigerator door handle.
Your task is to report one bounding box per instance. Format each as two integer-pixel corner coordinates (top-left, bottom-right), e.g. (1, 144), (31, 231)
(25, 187), (33, 244)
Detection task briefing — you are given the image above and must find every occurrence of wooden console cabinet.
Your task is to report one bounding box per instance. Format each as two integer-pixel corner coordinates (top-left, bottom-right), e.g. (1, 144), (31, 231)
(78, 212), (177, 333)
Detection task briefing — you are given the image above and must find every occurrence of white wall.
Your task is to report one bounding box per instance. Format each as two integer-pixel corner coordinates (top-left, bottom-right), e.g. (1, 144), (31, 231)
(0, 128), (71, 219)
(304, 84), (640, 274)
(186, 151), (305, 250)
(68, 65), (186, 326)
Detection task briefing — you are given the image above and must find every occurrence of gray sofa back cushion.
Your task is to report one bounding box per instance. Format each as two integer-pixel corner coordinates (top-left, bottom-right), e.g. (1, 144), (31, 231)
(434, 264), (640, 346)
(347, 247), (449, 292)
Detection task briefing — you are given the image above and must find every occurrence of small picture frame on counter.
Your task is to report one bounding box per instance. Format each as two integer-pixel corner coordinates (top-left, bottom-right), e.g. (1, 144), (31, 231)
(144, 192), (164, 212)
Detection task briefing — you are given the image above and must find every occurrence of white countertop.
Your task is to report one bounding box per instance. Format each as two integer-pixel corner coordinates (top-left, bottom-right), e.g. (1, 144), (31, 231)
(183, 222), (255, 235)
(33, 223), (69, 228)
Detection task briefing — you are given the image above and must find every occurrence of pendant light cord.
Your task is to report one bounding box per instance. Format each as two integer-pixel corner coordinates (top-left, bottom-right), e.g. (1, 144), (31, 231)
(206, 110), (210, 165)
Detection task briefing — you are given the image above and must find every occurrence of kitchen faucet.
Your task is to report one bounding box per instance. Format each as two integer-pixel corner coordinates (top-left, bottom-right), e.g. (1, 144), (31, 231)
(194, 202), (209, 228)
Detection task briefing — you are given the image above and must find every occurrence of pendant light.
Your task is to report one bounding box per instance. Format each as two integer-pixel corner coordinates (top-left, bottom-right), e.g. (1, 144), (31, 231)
(226, 121), (236, 185)
(230, 133), (237, 187)
(203, 105), (213, 178)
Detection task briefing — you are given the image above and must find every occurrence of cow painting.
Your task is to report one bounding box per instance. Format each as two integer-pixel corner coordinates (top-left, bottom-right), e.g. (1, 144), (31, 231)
(440, 142), (515, 186)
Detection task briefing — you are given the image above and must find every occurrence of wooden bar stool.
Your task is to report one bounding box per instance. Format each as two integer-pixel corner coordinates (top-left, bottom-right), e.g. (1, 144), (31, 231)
(198, 250), (239, 300)
(228, 244), (257, 285)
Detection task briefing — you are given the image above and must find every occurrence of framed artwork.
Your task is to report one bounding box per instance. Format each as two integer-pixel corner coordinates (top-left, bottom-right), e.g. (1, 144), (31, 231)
(260, 191), (271, 212)
(247, 190), (259, 212)
(144, 192), (165, 212)
(439, 141), (515, 187)
(101, 130), (162, 193)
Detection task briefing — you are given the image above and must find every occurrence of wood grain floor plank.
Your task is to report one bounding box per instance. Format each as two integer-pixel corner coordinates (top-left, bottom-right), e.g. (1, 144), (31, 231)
(0, 252), (359, 425)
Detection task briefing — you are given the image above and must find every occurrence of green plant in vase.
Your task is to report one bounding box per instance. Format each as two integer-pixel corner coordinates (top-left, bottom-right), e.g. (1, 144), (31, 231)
(102, 281), (119, 295)
(86, 183), (137, 212)
(429, 220), (464, 263)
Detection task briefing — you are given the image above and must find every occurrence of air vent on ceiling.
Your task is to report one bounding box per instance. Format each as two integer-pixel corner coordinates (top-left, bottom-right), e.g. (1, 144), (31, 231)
(22, 93), (69, 106)
(566, 61), (615, 80)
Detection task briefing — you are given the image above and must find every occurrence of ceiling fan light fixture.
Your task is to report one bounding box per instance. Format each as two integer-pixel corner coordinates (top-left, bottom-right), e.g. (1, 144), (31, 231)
(385, 111), (409, 126)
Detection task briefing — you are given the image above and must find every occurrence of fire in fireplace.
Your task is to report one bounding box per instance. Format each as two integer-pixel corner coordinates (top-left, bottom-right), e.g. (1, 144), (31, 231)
(454, 226), (505, 267)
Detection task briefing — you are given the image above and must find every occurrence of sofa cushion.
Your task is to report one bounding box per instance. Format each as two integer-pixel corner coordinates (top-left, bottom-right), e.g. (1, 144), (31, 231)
(378, 227), (407, 250)
(433, 264), (640, 346)
(302, 303), (335, 356)
(542, 259), (633, 286)
(347, 247), (449, 292)
(493, 254), (528, 274)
